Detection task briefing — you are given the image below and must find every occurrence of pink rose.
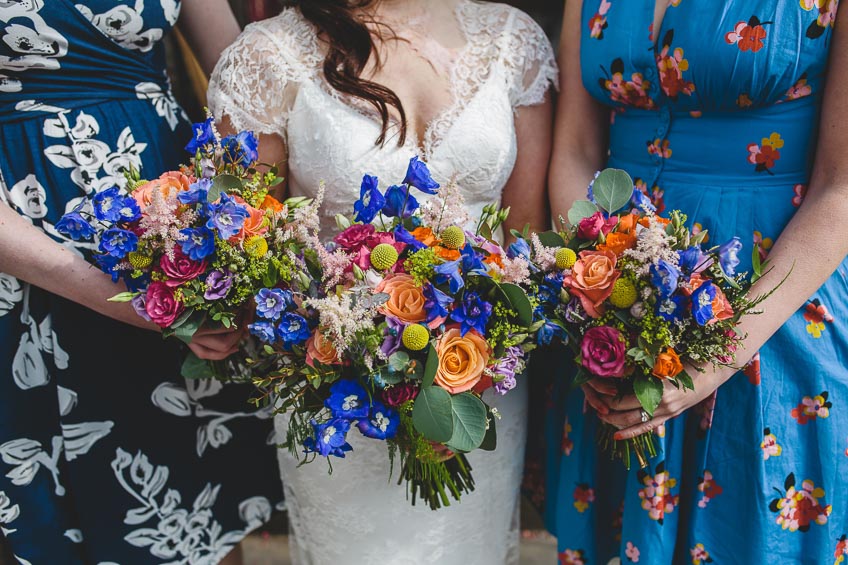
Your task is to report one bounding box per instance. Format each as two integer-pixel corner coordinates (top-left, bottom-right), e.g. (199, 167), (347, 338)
(334, 224), (376, 251)
(580, 326), (627, 377)
(145, 282), (185, 328)
(160, 249), (208, 287)
(577, 211), (618, 240)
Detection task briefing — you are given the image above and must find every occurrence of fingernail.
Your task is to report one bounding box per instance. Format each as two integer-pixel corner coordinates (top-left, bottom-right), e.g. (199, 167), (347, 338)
(613, 432), (623, 441)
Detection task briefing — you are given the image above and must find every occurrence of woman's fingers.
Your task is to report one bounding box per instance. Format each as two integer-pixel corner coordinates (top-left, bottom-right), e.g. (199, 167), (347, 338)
(614, 416), (668, 441)
(188, 342), (234, 361)
(586, 378), (617, 396)
(581, 384), (610, 415)
(604, 394), (644, 411)
(598, 408), (647, 429)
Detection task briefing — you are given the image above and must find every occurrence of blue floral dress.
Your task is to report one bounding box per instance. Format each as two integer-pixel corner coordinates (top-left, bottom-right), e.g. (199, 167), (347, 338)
(0, 2), (282, 563)
(545, 1), (848, 564)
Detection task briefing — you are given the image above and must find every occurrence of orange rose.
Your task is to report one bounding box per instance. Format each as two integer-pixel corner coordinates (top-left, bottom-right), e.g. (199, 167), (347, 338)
(375, 274), (427, 323)
(563, 250), (621, 318)
(133, 171), (192, 208)
(617, 213), (638, 234)
(598, 232), (637, 256)
(411, 227), (437, 246)
(306, 329), (339, 367)
(434, 246), (461, 261)
(434, 327), (491, 393)
(260, 194), (285, 214)
(639, 215), (671, 228)
(652, 348), (684, 380)
(484, 252), (505, 269)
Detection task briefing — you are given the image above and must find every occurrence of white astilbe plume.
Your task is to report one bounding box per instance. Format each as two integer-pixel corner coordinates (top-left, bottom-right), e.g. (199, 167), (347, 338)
(304, 291), (378, 356)
(531, 233), (558, 272)
(139, 188), (193, 259)
(493, 256), (531, 286)
(291, 182), (324, 241)
(418, 179), (470, 231)
(622, 216), (679, 276)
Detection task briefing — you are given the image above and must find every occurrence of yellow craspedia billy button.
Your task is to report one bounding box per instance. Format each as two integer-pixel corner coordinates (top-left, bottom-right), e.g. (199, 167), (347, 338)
(245, 235), (269, 258)
(440, 226), (466, 250)
(609, 277), (638, 309)
(370, 243), (399, 270)
(555, 247), (577, 270)
(402, 324), (430, 351)
(128, 251), (152, 270)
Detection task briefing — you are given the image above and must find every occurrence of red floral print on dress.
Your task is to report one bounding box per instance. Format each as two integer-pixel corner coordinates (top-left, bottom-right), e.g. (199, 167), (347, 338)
(573, 483), (595, 513)
(770, 473), (832, 532)
(801, 0), (839, 40)
(695, 391), (716, 439)
(625, 541), (640, 562)
(835, 534), (848, 564)
(725, 16), (772, 52)
(761, 427), (782, 460)
(599, 58), (655, 109)
(804, 299), (834, 338)
(792, 184), (808, 207)
(791, 391), (832, 424)
(558, 549), (586, 565)
(647, 138), (672, 159)
(690, 544), (714, 564)
(588, 0), (611, 39)
(747, 132), (784, 174)
(656, 30), (695, 98)
(737, 93), (754, 108)
(785, 73), (813, 101)
(745, 352), (761, 385)
(562, 418), (574, 456)
(754, 231), (773, 262)
(697, 471), (723, 508)
(637, 462), (679, 524)
(634, 179), (666, 214)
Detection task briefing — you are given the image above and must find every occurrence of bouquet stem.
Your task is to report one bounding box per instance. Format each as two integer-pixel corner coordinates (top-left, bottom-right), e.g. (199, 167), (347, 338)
(597, 422), (658, 470)
(398, 452), (475, 510)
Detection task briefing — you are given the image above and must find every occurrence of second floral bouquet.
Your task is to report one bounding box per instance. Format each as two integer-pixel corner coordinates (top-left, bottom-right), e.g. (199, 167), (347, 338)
(249, 158), (539, 509)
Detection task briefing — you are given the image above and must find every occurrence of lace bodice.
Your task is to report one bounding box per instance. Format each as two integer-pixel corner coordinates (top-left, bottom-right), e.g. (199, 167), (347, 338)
(208, 1), (557, 238)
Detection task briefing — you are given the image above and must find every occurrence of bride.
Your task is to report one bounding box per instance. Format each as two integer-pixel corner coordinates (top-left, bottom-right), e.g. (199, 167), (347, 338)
(208, 0), (556, 562)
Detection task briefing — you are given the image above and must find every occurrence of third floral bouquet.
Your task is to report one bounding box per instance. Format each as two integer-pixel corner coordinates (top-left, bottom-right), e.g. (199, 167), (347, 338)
(249, 157), (538, 509)
(550, 169), (775, 468)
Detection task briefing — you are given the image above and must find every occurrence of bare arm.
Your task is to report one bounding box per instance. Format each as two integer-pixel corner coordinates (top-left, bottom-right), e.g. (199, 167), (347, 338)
(178, 0), (241, 76)
(501, 93), (555, 238)
(548, 0), (611, 224)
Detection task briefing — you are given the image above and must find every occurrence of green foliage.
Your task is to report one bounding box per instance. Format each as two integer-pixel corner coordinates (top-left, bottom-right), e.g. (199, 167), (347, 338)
(592, 169), (634, 214)
(412, 386), (453, 443)
(633, 375), (663, 417)
(404, 248), (438, 286)
(446, 393), (488, 453)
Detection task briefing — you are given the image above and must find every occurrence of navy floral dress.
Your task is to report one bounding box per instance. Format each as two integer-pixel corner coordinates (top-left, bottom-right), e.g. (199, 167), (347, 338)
(0, 2), (282, 563)
(546, 1), (848, 564)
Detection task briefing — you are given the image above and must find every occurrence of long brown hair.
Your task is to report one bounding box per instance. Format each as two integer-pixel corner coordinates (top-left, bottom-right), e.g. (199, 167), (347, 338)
(294, 0), (408, 146)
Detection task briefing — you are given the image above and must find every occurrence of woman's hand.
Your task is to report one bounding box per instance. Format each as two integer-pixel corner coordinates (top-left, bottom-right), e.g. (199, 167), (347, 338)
(188, 325), (245, 361)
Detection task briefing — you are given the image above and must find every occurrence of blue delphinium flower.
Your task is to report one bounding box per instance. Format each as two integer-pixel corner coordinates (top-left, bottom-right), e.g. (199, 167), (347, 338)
(56, 211), (96, 241)
(650, 259), (681, 298)
(678, 245), (710, 274)
(178, 178), (211, 207)
(248, 321), (277, 344)
(538, 273), (565, 306)
(393, 224), (426, 251)
(586, 171), (600, 203)
(537, 317), (566, 346)
(94, 187), (141, 223)
(507, 238), (531, 260)
(179, 227), (216, 261)
(434, 259), (464, 293)
(630, 187), (656, 213)
(255, 288), (294, 320)
(423, 283), (453, 323)
(719, 237), (743, 276)
(353, 175), (385, 223)
(460, 243), (489, 277)
(185, 117), (216, 154)
(206, 193), (250, 239)
(325, 380), (371, 419)
(403, 156), (440, 194)
(304, 419), (353, 458)
(691, 281), (717, 326)
(276, 312), (311, 349)
(221, 131), (259, 167)
(94, 253), (122, 282)
(450, 291), (493, 336)
(99, 228), (138, 257)
(357, 402), (400, 440)
(382, 184), (418, 219)
(656, 294), (686, 322)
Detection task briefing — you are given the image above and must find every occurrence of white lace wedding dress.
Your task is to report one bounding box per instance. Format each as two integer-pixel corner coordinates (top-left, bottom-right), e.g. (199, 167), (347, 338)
(208, 2), (556, 563)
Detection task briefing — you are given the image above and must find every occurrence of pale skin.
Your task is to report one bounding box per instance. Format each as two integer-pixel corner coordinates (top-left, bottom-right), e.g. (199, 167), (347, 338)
(219, 0), (553, 239)
(550, 0), (848, 440)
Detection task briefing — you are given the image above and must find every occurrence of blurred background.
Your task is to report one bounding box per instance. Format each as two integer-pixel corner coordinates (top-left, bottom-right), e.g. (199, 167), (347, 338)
(164, 2), (564, 563)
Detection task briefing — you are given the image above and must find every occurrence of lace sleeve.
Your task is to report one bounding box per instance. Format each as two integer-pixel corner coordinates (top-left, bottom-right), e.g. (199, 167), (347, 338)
(502, 10), (559, 109)
(208, 13), (313, 136)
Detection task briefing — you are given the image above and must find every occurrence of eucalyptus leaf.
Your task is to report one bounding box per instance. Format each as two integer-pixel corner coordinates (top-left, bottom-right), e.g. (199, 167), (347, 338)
(422, 345), (439, 388)
(567, 200), (600, 227)
(500, 283), (533, 326)
(181, 352), (216, 380)
(633, 376), (664, 417)
(445, 393), (488, 453)
(208, 174), (243, 202)
(173, 311), (205, 345)
(388, 352), (411, 373)
(536, 230), (566, 248)
(479, 410), (497, 451)
(593, 169), (634, 214)
(411, 386), (453, 443)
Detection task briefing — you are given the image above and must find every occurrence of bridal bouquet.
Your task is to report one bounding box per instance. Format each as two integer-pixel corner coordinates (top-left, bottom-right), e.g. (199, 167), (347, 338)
(56, 118), (316, 378)
(549, 169), (774, 468)
(249, 157), (538, 509)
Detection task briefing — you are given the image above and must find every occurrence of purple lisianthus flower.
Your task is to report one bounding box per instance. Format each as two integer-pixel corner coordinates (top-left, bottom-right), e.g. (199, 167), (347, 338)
(56, 210), (96, 241)
(179, 226), (216, 261)
(678, 245), (712, 274)
(276, 312), (311, 349)
(248, 320), (277, 344)
(185, 117), (216, 154)
(382, 184), (419, 219)
(357, 402), (399, 440)
(255, 288), (293, 320)
(492, 346), (524, 395)
(353, 174), (385, 224)
(131, 293), (152, 322)
(434, 259), (464, 293)
(99, 228), (138, 258)
(380, 316), (405, 358)
(304, 419), (353, 458)
(423, 283), (452, 324)
(393, 224), (426, 251)
(650, 259), (681, 298)
(204, 270), (233, 300)
(450, 291), (493, 336)
(200, 157), (216, 179)
(325, 380), (371, 419)
(403, 156), (440, 195)
(206, 193), (250, 239)
(691, 281), (717, 326)
(221, 131), (259, 167)
(178, 178), (211, 207)
(563, 296), (586, 324)
(719, 237), (743, 276)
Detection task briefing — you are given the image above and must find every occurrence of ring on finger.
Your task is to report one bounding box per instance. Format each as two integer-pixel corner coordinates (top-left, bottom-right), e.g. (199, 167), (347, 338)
(640, 409), (649, 423)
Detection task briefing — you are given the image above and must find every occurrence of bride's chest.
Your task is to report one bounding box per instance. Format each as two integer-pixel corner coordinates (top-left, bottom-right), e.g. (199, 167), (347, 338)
(285, 75), (518, 207)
